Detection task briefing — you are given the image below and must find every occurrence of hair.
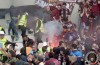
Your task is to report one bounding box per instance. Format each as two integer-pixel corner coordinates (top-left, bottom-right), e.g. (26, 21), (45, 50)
(37, 55), (44, 62)
(9, 44), (14, 50)
(23, 62), (29, 65)
(53, 47), (60, 54)
(20, 47), (26, 55)
(60, 47), (65, 52)
(22, 35), (28, 38)
(72, 44), (77, 49)
(62, 2), (66, 5)
(59, 41), (64, 46)
(42, 46), (47, 52)
(48, 62), (55, 65)
(49, 52), (54, 58)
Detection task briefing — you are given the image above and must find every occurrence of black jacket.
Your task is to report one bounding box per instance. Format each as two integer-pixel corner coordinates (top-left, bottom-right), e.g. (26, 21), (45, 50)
(23, 38), (34, 47)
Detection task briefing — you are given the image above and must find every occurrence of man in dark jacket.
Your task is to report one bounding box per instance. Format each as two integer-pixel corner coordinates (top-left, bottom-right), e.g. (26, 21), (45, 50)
(8, 5), (19, 41)
(22, 35), (35, 47)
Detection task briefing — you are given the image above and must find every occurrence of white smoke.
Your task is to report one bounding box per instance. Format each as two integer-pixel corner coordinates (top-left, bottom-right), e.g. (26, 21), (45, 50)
(42, 20), (63, 42)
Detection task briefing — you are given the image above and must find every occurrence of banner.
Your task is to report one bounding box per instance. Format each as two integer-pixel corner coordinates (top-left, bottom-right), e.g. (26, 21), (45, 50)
(66, 0), (76, 2)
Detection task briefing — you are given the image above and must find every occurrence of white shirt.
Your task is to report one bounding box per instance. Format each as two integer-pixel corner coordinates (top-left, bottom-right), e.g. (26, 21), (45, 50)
(39, 62), (44, 65)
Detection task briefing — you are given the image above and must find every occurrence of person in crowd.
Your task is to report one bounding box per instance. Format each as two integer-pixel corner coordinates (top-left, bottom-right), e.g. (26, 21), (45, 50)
(88, 12), (95, 32)
(70, 44), (82, 57)
(50, 2), (57, 11)
(15, 55), (29, 65)
(84, 31), (93, 54)
(33, 16), (44, 43)
(36, 55), (44, 65)
(39, 42), (50, 61)
(22, 35), (35, 47)
(61, 2), (70, 23)
(30, 46), (39, 55)
(0, 31), (16, 63)
(8, 5), (19, 41)
(45, 52), (60, 65)
(53, 47), (60, 60)
(80, 5), (89, 30)
(26, 43), (33, 56)
(20, 48), (27, 62)
(96, 26), (100, 48)
(3, 44), (17, 64)
(91, 43), (99, 53)
(27, 54), (34, 65)
(51, 4), (61, 21)
(43, 6), (51, 23)
(70, 44), (83, 65)
(91, 0), (99, 25)
(17, 12), (28, 36)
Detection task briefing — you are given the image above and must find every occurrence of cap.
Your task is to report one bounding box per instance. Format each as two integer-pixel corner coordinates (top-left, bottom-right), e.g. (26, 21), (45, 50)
(25, 12), (28, 15)
(0, 31), (4, 35)
(43, 42), (48, 46)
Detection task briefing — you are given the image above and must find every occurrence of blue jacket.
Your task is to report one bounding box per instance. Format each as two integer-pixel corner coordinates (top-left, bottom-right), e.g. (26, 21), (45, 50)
(70, 49), (82, 57)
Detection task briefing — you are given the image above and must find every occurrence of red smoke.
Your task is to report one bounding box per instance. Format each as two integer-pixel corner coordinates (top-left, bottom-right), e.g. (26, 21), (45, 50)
(48, 35), (59, 49)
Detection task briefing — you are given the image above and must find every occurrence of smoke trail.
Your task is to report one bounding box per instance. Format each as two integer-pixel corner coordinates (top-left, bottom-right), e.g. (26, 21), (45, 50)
(42, 20), (63, 48)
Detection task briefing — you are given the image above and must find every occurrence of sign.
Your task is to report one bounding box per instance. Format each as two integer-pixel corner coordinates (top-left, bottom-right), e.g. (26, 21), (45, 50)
(35, 0), (49, 8)
(66, 0), (77, 2)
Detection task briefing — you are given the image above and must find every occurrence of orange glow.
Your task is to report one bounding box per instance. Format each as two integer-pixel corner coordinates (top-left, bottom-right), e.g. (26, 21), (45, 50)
(48, 36), (59, 49)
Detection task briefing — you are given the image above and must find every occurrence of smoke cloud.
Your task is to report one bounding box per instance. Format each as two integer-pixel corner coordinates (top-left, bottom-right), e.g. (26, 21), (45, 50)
(42, 20), (63, 48)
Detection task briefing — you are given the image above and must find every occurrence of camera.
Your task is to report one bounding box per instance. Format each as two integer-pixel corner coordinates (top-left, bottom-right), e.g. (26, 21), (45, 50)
(85, 51), (98, 65)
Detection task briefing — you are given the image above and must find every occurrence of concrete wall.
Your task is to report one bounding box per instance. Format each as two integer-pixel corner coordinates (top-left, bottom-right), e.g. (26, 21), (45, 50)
(13, 0), (36, 7)
(0, 0), (12, 9)
(0, 0), (36, 9)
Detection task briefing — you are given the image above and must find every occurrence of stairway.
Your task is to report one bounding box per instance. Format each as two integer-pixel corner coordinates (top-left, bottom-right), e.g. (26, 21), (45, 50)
(0, 14), (35, 54)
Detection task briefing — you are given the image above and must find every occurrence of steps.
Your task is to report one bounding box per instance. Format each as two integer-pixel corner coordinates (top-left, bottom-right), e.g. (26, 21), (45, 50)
(0, 16), (35, 54)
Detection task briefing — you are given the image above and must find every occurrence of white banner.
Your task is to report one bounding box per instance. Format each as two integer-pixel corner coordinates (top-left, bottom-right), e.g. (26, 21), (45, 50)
(66, 0), (76, 2)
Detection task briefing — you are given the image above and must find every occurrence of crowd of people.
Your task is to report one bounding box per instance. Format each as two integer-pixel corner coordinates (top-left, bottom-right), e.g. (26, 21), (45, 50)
(0, 0), (100, 65)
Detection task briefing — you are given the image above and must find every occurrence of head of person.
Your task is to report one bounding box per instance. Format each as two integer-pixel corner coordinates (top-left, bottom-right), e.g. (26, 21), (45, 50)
(48, 62), (55, 65)
(60, 47), (65, 54)
(42, 42), (48, 52)
(42, 46), (48, 53)
(37, 55), (44, 63)
(71, 44), (78, 49)
(56, 4), (61, 10)
(0, 31), (5, 39)
(32, 46), (37, 51)
(49, 52), (54, 58)
(24, 12), (28, 16)
(53, 47), (60, 54)
(7, 44), (14, 51)
(59, 41), (64, 47)
(62, 2), (66, 9)
(44, 6), (50, 11)
(92, 43), (99, 51)
(22, 35), (28, 41)
(97, 27), (100, 33)
(52, 2), (57, 6)
(10, 5), (14, 9)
